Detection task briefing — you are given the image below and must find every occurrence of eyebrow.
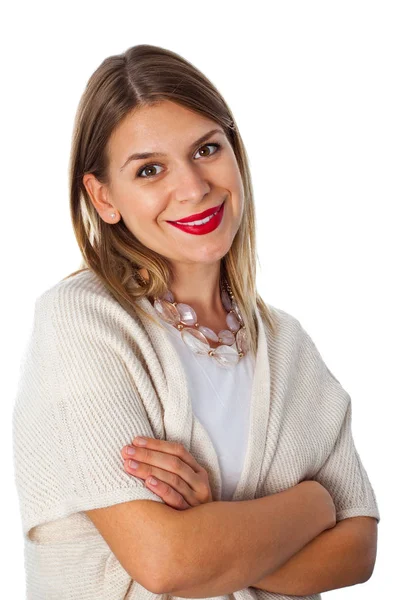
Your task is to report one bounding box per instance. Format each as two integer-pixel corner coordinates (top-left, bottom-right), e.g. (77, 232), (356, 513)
(120, 128), (225, 171)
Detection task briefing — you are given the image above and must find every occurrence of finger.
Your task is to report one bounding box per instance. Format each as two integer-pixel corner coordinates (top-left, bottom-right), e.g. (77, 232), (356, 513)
(123, 459), (198, 507)
(120, 444), (200, 493)
(130, 437), (204, 474)
(145, 476), (191, 510)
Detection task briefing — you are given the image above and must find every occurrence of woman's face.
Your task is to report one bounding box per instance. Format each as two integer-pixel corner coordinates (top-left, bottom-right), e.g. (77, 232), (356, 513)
(84, 100), (245, 269)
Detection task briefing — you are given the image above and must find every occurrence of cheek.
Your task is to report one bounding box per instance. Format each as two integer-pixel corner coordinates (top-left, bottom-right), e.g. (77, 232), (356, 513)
(122, 196), (166, 240)
(231, 162), (244, 193)
(119, 186), (162, 220)
(230, 174), (245, 225)
(218, 155), (243, 191)
(223, 161), (245, 204)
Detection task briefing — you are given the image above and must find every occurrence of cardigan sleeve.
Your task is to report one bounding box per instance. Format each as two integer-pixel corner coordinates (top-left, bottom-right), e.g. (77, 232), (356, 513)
(12, 286), (165, 542)
(311, 394), (381, 523)
(296, 324), (382, 524)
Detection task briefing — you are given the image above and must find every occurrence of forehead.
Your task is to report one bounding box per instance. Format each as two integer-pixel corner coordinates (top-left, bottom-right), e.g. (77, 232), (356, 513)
(109, 101), (220, 156)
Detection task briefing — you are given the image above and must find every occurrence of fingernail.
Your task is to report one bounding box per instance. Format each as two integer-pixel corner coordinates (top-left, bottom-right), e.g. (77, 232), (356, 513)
(134, 437), (147, 446)
(129, 460), (139, 469)
(148, 477), (158, 485)
(126, 447), (136, 456)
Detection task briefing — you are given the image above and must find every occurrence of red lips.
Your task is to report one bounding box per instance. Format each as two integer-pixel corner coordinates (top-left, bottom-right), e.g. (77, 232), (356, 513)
(167, 201), (225, 235)
(167, 201), (224, 223)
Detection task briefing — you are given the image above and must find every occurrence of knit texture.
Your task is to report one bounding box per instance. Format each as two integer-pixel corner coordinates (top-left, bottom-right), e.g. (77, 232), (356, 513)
(12, 269), (380, 600)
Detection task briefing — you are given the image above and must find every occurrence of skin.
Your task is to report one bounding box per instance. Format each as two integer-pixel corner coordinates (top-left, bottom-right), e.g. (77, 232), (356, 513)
(83, 100), (245, 331)
(120, 436), (213, 510)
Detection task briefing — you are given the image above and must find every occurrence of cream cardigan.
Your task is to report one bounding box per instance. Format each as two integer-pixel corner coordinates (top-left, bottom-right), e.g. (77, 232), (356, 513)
(12, 269), (380, 600)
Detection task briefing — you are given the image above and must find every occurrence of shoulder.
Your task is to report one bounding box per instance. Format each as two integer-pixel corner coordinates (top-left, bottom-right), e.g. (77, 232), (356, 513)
(262, 302), (304, 347)
(264, 302), (324, 351)
(31, 270), (152, 371)
(35, 269), (142, 333)
(264, 302), (345, 390)
(262, 303), (329, 372)
(36, 269), (113, 313)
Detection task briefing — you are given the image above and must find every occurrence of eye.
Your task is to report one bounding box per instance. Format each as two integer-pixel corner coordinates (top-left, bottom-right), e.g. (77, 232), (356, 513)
(136, 164), (163, 179)
(193, 142), (221, 160)
(135, 142), (221, 179)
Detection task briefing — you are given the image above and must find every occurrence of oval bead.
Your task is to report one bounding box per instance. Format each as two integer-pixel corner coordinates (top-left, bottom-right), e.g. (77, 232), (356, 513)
(181, 328), (210, 355)
(154, 299), (181, 325)
(232, 298), (243, 324)
(218, 329), (235, 345)
(226, 311), (241, 332)
(198, 325), (219, 342)
(176, 303), (197, 326)
(211, 344), (240, 368)
(152, 279), (247, 366)
(162, 289), (174, 303)
(236, 327), (249, 354)
(221, 289), (232, 311)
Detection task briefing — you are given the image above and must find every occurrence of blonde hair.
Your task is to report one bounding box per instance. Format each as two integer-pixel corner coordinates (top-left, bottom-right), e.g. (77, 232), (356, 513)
(65, 43), (276, 359)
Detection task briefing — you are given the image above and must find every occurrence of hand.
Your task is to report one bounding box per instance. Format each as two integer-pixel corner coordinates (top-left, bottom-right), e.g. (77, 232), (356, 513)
(120, 436), (213, 510)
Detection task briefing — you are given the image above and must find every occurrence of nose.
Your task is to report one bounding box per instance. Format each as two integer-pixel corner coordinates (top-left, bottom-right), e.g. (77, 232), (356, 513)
(170, 161), (211, 204)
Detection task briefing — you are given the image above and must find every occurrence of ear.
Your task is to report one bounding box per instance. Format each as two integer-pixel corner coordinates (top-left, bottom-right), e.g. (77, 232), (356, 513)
(82, 173), (119, 224)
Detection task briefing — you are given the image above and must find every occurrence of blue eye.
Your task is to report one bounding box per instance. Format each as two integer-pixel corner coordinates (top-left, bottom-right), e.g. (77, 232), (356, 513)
(136, 142), (221, 179)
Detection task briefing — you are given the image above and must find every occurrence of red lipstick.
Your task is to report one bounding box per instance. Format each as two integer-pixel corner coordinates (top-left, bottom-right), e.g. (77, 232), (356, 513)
(167, 201), (225, 236)
(167, 202), (224, 224)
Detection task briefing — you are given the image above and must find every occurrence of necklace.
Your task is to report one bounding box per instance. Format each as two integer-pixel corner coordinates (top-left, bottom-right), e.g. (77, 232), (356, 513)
(135, 271), (249, 368)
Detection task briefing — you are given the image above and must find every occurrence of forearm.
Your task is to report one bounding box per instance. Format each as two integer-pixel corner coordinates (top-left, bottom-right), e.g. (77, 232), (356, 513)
(164, 482), (330, 598)
(250, 517), (370, 596)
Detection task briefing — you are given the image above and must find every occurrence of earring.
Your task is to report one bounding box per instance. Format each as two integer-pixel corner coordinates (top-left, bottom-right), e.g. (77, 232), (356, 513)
(110, 212), (116, 219)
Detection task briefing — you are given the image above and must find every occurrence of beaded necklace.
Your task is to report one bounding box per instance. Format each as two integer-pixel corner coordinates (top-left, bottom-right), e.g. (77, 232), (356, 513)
(135, 271), (249, 368)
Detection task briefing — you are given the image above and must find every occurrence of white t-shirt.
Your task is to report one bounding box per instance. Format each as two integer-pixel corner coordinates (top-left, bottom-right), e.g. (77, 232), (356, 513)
(160, 319), (256, 501)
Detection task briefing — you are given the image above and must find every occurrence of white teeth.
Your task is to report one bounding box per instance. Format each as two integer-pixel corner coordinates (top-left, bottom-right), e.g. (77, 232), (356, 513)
(176, 210), (218, 226)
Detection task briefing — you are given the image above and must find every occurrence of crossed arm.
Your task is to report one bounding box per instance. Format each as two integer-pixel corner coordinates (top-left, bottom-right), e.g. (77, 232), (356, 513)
(169, 515), (377, 597)
(249, 516), (377, 596)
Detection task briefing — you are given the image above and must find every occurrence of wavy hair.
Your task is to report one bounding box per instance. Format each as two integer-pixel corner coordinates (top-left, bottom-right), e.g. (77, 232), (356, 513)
(65, 43), (276, 360)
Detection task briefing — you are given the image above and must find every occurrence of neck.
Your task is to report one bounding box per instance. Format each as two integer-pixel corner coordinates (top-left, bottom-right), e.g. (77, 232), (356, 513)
(138, 265), (228, 317)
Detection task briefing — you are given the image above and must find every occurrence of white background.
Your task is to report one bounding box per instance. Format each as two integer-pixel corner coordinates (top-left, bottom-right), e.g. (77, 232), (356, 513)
(2, 1), (398, 597)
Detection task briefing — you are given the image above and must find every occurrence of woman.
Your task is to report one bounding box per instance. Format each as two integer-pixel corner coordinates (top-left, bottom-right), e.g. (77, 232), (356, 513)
(12, 44), (380, 599)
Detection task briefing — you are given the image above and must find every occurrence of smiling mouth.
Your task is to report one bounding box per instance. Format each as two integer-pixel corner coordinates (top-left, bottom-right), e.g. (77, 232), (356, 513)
(168, 200), (225, 226)
(175, 205), (223, 226)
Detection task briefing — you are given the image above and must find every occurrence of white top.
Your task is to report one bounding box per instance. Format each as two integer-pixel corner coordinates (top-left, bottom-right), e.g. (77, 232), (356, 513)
(160, 318), (256, 501)
(12, 269), (380, 600)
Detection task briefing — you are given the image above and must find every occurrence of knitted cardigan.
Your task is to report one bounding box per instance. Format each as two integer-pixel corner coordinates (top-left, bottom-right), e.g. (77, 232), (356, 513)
(12, 269), (380, 600)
